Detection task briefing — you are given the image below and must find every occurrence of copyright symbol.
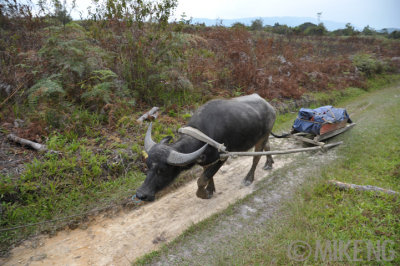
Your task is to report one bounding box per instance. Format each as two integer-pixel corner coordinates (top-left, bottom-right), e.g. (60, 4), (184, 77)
(287, 240), (311, 261)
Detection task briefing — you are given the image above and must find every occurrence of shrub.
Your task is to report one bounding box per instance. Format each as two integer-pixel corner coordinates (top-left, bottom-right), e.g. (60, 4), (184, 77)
(37, 22), (113, 98)
(250, 19), (263, 31)
(353, 54), (388, 77)
(304, 24), (327, 36)
(389, 31), (400, 39)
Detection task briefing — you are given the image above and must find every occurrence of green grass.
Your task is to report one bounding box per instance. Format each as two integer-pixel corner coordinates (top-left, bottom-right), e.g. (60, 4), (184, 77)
(0, 132), (146, 253)
(0, 110), (187, 253)
(216, 84), (400, 265)
(135, 78), (400, 265)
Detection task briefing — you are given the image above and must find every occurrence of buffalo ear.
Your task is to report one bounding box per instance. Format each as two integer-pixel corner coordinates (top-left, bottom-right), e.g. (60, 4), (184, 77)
(160, 136), (173, 145)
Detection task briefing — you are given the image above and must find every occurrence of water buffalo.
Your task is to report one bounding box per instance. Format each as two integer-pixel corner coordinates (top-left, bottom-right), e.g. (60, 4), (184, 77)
(136, 93), (276, 201)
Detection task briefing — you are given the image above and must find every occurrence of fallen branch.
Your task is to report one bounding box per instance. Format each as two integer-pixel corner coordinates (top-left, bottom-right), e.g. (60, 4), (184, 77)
(137, 107), (159, 123)
(329, 180), (399, 195)
(7, 134), (60, 154)
(0, 77), (31, 109)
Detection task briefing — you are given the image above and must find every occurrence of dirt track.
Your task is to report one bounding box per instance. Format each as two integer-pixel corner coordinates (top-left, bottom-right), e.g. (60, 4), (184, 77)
(1, 137), (304, 265)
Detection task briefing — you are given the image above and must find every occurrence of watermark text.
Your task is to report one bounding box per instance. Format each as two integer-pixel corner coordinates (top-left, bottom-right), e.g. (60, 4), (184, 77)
(287, 239), (396, 262)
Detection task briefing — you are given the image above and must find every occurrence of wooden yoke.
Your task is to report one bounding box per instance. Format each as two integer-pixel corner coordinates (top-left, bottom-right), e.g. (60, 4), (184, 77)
(178, 127), (227, 152)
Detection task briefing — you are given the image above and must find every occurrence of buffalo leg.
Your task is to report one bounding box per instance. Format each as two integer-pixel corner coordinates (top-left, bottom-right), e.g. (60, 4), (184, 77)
(263, 137), (274, 170)
(243, 137), (267, 186)
(206, 177), (215, 194)
(196, 160), (225, 199)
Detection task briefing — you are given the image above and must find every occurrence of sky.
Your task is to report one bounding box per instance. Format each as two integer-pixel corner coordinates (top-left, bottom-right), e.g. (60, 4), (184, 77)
(70, 0), (400, 30)
(174, 0), (400, 29)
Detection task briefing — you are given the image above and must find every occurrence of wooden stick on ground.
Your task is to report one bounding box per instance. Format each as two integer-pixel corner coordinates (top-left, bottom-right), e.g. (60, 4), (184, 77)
(0, 79), (30, 109)
(137, 107), (159, 123)
(7, 134), (60, 154)
(329, 180), (399, 195)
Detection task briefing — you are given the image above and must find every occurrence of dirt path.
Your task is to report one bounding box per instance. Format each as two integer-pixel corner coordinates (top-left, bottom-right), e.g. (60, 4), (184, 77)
(1, 137), (302, 265)
(3, 85), (398, 266)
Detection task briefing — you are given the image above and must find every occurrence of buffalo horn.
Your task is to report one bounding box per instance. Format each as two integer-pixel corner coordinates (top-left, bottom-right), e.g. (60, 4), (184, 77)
(167, 144), (208, 166)
(144, 122), (156, 152)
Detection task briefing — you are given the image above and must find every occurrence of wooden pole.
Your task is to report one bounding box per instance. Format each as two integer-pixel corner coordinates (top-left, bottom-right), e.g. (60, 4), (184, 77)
(220, 141), (342, 158)
(290, 134), (325, 146)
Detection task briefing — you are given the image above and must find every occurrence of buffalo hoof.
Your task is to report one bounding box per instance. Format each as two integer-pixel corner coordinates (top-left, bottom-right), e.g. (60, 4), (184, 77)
(263, 165), (273, 170)
(243, 179), (253, 186)
(196, 188), (212, 199)
(136, 191), (155, 201)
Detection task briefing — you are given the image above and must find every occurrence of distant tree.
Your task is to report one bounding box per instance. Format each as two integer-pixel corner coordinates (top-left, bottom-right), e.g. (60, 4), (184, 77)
(362, 25), (376, 35)
(380, 28), (389, 36)
(0, 0), (33, 29)
(250, 18), (263, 31)
(179, 12), (192, 25)
(271, 23), (292, 35)
(88, 0), (177, 29)
(294, 22), (326, 36)
(38, 0), (76, 26)
(263, 24), (273, 32)
(389, 30), (400, 39)
(215, 18), (224, 27)
(343, 22), (359, 36)
(232, 22), (246, 29)
(332, 23), (359, 36)
(305, 23), (327, 36)
(297, 22), (317, 32)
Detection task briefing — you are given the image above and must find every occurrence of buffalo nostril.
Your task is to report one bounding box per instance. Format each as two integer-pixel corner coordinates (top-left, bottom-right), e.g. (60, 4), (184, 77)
(136, 191), (156, 201)
(136, 191), (146, 200)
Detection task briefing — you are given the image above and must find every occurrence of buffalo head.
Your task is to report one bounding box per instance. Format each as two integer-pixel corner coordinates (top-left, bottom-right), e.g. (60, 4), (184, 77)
(136, 123), (207, 201)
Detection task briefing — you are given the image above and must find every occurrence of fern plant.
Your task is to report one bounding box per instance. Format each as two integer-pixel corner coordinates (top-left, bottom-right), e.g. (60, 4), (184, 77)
(28, 75), (65, 107)
(37, 22), (113, 100)
(80, 69), (121, 110)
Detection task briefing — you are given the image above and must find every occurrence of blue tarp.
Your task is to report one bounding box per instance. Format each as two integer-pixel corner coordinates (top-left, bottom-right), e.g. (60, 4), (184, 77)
(293, 106), (352, 135)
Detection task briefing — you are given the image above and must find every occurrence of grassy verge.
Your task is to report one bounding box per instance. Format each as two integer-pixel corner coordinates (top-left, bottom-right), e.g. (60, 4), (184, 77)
(0, 117), (185, 254)
(135, 77), (400, 264)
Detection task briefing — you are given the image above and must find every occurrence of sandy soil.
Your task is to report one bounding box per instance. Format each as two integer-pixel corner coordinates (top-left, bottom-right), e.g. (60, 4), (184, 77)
(2, 138), (298, 266)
